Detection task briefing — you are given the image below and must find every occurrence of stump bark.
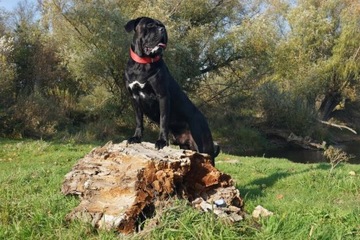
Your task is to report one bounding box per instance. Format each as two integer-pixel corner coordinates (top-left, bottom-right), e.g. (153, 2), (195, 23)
(61, 141), (244, 234)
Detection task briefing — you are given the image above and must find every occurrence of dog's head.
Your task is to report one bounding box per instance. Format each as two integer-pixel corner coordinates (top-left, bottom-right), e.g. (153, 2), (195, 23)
(125, 17), (168, 57)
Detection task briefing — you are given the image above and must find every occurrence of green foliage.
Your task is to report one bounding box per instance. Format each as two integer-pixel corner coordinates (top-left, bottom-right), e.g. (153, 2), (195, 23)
(259, 82), (318, 135)
(207, 98), (267, 154)
(1, 0), (360, 148)
(0, 35), (16, 136)
(268, 0), (360, 120)
(44, 0), (244, 92)
(46, 0), (129, 95)
(0, 35), (16, 105)
(9, 94), (62, 138)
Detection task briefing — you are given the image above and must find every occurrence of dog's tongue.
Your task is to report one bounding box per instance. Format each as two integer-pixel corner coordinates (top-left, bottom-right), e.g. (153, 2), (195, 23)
(149, 43), (167, 54)
(158, 43), (167, 49)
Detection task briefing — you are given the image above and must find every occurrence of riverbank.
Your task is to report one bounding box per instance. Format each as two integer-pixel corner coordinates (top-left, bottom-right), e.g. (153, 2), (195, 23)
(242, 126), (360, 164)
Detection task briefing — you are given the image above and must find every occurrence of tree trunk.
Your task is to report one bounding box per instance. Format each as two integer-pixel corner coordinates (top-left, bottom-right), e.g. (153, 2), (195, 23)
(319, 92), (342, 121)
(61, 141), (244, 234)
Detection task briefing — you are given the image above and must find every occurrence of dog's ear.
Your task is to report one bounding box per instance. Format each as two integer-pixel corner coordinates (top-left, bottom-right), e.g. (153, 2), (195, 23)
(124, 17), (143, 32)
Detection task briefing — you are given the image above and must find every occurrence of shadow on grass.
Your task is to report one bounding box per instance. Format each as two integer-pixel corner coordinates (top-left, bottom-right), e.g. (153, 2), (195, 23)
(238, 164), (331, 201)
(237, 171), (291, 201)
(314, 163), (331, 171)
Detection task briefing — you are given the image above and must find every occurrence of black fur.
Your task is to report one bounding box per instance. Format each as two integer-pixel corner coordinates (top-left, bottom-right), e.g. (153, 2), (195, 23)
(124, 17), (218, 165)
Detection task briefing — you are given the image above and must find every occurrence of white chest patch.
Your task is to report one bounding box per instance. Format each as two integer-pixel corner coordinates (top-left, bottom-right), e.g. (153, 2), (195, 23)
(128, 81), (147, 90)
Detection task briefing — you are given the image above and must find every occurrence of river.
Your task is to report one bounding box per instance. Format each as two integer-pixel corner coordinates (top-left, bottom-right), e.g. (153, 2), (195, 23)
(247, 141), (360, 164)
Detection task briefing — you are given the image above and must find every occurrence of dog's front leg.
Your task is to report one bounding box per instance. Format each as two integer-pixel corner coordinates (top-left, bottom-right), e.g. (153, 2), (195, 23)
(127, 98), (144, 144)
(155, 95), (170, 149)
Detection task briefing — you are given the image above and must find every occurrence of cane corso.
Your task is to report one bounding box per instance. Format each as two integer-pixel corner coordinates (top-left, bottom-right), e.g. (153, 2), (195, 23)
(124, 17), (219, 165)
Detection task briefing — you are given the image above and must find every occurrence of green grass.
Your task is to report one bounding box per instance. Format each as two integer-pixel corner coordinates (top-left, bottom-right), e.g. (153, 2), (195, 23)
(217, 156), (360, 239)
(1, 138), (360, 239)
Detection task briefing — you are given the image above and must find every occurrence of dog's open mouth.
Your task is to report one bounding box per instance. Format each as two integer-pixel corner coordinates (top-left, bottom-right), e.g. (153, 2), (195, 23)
(145, 43), (167, 55)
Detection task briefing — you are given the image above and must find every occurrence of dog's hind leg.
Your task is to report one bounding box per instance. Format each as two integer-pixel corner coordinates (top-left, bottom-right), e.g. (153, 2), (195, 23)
(173, 130), (198, 152)
(188, 113), (215, 165)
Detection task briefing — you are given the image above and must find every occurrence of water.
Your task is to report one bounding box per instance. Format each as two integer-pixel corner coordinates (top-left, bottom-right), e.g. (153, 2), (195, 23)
(334, 141), (360, 164)
(247, 141), (360, 164)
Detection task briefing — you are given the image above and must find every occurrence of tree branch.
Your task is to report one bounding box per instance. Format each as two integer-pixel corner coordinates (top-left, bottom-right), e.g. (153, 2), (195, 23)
(200, 54), (243, 74)
(319, 120), (357, 134)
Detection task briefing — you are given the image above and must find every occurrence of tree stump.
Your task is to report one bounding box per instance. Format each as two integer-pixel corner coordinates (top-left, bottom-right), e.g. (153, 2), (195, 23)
(61, 141), (244, 234)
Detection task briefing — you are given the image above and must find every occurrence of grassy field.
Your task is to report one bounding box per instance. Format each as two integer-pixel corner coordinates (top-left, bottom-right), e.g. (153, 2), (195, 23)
(1, 138), (359, 239)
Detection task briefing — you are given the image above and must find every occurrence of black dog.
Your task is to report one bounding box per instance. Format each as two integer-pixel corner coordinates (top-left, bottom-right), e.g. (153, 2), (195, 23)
(124, 17), (219, 165)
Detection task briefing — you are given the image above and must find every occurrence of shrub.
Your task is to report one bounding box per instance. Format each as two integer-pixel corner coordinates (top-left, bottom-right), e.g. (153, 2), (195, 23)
(324, 146), (354, 173)
(259, 82), (318, 136)
(8, 94), (68, 139)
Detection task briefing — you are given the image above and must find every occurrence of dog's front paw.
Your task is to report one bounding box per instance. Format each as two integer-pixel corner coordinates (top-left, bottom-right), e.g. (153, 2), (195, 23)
(127, 136), (142, 144)
(155, 139), (167, 150)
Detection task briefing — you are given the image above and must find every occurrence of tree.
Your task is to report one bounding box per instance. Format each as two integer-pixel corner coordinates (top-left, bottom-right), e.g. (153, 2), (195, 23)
(41, 0), (245, 97)
(317, 0), (360, 120)
(0, 0), (82, 138)
(0, 6), (15, 104)
(270, 0), (360, 122)
(245, 0), (360, 139)
(3, 0), (358, 143)
(41, 0), (131, 107)
(0, 33), (16, 108)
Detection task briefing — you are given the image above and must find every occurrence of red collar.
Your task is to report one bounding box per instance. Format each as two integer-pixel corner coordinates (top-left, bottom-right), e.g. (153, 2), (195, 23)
(130, 48), (162, 64)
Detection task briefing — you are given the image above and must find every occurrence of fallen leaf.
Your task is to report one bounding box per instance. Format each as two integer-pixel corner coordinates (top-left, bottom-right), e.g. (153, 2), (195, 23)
(276, 194), (284, 200)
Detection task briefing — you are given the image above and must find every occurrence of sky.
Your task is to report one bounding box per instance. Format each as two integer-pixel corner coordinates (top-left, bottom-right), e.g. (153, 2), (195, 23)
(0, 0), (34, 11)
(0, 0), (20, 11)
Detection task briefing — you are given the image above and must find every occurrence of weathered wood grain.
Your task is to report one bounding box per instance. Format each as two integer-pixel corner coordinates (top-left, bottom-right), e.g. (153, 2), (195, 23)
(62, 141), (244, 234)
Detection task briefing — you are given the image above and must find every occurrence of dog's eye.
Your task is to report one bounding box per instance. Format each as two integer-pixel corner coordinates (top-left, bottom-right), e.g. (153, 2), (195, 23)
(147, 23), (156, 28)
